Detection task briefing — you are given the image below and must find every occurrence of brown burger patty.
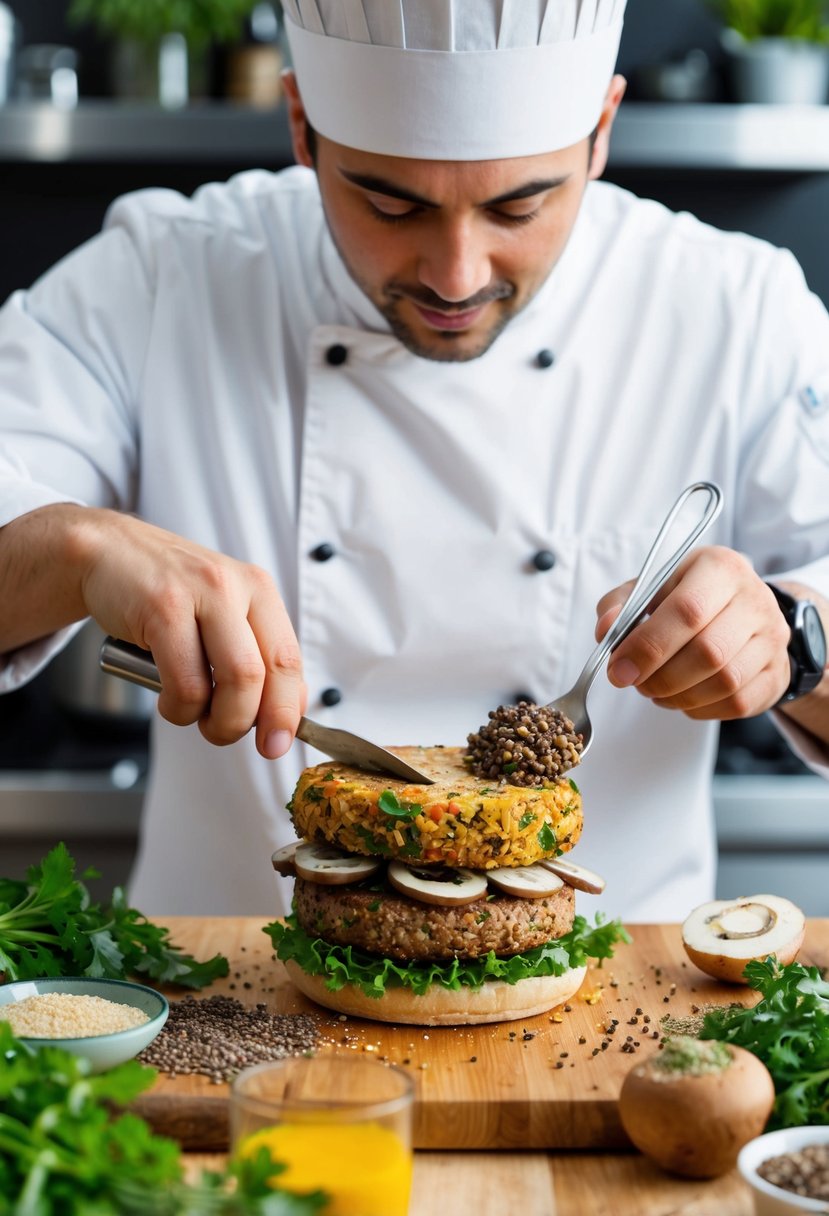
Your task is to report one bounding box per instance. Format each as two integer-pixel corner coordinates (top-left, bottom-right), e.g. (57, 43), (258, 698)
(293, 877), (576, 962)
(290, 746), (582, 870)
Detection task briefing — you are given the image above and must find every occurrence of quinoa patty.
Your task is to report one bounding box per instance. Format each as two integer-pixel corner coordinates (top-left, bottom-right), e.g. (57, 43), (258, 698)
(289, 746), (582, 870)
(293, 876), (576, 962)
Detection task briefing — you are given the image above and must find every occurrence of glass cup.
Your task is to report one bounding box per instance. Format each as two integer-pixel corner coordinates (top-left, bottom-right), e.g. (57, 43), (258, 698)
(230, 1056), (415, 1216)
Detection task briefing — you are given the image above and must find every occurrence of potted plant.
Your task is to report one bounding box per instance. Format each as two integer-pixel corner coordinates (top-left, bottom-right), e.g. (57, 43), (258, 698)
(707, 0), (829, 103)
(69, 0), (260, 106)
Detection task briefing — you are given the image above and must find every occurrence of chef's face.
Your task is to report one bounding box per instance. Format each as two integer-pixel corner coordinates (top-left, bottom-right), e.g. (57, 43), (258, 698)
(284, 73), (625, 362)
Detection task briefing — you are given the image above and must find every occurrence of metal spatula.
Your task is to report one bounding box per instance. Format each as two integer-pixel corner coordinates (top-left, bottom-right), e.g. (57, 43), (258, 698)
(543, 480), (723, 759)
(98, 637), (436, 784)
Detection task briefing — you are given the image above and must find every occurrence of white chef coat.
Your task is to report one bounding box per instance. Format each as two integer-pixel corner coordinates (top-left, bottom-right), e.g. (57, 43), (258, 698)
(1, 168), (828, 921)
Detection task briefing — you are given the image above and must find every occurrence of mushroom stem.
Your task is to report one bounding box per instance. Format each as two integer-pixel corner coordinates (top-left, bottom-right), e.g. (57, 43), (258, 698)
(706, 901), (777, 941)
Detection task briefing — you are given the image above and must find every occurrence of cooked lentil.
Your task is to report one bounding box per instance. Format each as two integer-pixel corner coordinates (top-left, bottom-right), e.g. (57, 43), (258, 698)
(758, 1144), (829, 1200)
(138, 994), (320, 1084)
(2, 992), (149, 1038)
(465, 702), (583, 786)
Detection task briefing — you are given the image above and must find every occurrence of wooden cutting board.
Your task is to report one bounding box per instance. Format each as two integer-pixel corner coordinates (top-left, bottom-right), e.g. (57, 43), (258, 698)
(135, 916), (829, 1153)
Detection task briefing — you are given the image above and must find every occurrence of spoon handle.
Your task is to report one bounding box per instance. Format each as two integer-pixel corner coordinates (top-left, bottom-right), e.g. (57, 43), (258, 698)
(561, 481), (724, 705)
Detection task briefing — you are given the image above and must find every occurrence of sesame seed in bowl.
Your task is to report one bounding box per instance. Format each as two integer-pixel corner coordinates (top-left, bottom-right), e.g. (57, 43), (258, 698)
(0, 976), (168, 1073)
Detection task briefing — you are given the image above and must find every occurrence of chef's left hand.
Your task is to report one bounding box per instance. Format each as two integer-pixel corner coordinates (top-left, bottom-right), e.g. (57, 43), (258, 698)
(596, 545), (792, 720)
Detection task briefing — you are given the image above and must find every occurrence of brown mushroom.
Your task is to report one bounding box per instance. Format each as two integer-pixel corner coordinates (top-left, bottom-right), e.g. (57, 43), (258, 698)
(619, 1037), (775, 1178)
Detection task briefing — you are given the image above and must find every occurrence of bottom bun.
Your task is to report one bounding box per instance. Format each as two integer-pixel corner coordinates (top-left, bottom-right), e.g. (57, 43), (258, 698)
(284, 959), (588, 1026)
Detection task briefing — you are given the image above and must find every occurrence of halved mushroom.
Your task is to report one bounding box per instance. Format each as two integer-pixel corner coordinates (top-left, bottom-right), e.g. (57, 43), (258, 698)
(538, 856), (606, 895)
(271, 841), (300, 876)
(682, 894), (805, 984)
(487, 865), (564, 899)
(294, 843), (382, 885)
(387, 860), (487, 907)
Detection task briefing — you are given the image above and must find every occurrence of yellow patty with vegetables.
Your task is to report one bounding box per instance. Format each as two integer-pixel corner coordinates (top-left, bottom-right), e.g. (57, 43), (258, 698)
(289, 746), (582, 871)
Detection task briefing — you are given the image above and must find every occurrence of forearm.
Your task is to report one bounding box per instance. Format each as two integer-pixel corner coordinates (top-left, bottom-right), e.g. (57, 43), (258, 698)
(777, 581), (829, 748)
(0, 503), (101, 652)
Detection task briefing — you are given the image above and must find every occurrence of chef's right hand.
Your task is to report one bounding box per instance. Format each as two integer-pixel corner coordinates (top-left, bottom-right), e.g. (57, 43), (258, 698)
(80, 510), (306, 758)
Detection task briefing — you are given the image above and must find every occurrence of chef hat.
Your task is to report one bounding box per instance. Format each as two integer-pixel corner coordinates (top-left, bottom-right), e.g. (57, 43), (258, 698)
(282, 0), (627, 160)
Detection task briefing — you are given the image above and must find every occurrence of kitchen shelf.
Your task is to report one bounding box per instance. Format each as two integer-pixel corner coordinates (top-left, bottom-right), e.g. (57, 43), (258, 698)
(1, 100), (829, 171)
(0, 99), (294, 164)
(610, 102), (829, 172)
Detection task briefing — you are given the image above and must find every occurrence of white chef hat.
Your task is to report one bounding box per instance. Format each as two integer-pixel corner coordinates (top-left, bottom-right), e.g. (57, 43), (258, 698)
(282, 0), (627, 161)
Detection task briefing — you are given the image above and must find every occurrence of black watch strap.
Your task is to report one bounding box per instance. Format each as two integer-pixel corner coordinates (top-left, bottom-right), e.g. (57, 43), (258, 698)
(766, 582), (827, 706)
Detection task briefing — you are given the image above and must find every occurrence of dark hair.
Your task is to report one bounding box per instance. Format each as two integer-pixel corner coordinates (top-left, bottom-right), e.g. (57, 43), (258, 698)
(303, 119), (598, 166)
(305, 118), (318, 165)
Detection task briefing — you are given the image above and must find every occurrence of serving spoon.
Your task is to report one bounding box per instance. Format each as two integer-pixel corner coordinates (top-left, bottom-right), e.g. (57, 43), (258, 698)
(545, 480), (723, 760)
(98, 637), (436, 785)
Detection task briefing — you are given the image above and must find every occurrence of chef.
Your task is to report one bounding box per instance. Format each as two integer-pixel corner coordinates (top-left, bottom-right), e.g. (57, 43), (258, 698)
(0, 0), (827, 919)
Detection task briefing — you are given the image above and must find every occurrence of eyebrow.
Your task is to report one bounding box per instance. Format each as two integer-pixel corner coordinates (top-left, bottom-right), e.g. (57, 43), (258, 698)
(338, 170), (570, 208)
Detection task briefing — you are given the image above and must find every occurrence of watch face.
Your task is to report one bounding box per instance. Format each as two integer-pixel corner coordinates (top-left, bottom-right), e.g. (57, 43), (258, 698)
(803, 604), (828, 670)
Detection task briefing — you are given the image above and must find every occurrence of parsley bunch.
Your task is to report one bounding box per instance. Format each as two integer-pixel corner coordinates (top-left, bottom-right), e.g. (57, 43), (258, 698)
(0, 1023), (326, 1215)
(701, 958), (829, 1129)
(0, 843), (228, 989)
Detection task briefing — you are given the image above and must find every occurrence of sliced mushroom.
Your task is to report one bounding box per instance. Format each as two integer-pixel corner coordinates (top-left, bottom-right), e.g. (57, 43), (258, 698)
(271, 841), (300, 876)
(387, 860), (487, 907)
(487, 865), (564, 899)
(294, 843), (382, 885)
(682, 894), (806, 985)
(538, 856), (606, 895)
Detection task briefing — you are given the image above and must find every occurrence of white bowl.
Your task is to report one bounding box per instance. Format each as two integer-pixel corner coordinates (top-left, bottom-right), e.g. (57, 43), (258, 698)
(738, 1126), (829, 1215)
(0, 976), (168, 1073)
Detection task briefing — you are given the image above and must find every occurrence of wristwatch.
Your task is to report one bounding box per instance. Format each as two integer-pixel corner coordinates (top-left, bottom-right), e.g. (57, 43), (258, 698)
(766, 583), (827, 705)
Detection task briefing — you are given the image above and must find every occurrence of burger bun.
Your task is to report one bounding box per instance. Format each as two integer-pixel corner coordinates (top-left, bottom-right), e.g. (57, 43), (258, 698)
(284, 959), (587, 1026)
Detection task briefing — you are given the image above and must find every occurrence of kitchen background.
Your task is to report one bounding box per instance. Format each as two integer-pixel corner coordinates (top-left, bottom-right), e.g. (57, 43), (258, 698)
(0, 0), (827, 909)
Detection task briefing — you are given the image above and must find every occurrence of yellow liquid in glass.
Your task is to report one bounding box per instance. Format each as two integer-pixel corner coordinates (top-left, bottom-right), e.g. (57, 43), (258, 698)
(240, 1121), (412, 1216)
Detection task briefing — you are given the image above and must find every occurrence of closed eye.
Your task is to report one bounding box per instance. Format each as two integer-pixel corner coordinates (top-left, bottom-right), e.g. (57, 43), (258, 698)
(489, 208), (540, 226)
(366, 201), (422, 225)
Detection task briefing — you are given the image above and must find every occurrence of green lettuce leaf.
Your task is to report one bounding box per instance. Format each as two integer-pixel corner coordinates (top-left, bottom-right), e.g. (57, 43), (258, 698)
(264, 913), (630, 999)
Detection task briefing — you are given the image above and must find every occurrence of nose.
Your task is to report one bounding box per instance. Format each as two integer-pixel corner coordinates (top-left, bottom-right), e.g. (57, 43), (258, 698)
(416, 219), (492, 305)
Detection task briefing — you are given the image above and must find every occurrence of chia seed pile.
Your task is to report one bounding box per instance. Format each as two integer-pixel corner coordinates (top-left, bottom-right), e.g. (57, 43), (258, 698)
(758, 1143), (829, 1201)
(138, 994), (320, 1084)
(465, 701), (584, 786)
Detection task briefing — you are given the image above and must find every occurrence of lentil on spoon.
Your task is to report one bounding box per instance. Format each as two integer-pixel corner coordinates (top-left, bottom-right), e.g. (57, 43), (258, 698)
(465, 701), (584, 786)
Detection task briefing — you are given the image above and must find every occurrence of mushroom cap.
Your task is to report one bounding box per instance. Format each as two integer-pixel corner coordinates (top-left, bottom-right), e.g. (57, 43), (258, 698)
(681, 894), (805, 985)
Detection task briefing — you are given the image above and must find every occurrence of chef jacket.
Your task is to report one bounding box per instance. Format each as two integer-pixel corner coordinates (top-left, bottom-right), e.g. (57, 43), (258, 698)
(1, 167), (828, 921)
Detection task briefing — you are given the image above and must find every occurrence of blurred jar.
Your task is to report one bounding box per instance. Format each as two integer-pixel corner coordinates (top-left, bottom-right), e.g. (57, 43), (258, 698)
(0, 2), (16, 104)
(16, 44), (79, 109)
(225, 2), (283, 108)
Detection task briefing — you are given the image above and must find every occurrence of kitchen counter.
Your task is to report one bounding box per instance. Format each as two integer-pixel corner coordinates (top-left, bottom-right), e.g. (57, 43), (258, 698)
(146, 916), (829, 1215)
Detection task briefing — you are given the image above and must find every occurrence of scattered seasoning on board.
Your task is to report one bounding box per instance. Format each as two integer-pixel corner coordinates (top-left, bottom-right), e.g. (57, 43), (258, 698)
(660, 1003), (744, 1040)
(758, 1144), (829, 1201)
(464, 701), (583, 785)
(138, 995), (320, 1084)
(2, 993), (149, 1038)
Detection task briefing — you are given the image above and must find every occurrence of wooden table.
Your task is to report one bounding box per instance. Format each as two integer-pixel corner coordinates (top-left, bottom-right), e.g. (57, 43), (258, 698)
(152, 916), (829, 1216)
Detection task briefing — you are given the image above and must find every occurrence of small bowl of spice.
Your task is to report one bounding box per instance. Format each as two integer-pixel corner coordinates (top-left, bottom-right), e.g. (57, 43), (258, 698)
(0, 976), (168, 1073)
(738, 1126), (829, 1214)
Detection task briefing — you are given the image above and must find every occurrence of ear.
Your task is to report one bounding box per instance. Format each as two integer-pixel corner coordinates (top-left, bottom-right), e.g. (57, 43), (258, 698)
(588, 74), (627, 181)
(282, 69), (314, 168)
